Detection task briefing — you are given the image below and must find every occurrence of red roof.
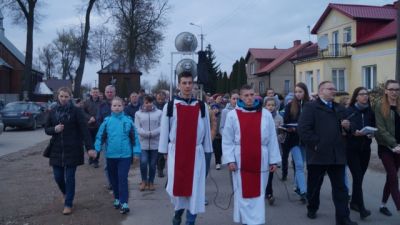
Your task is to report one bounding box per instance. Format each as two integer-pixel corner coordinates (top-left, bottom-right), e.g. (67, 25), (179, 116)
(255, 41), (313, 75)
(311, 3), (396, 34)
(245, 48), (286, 61)
(354, 18), (396, 47)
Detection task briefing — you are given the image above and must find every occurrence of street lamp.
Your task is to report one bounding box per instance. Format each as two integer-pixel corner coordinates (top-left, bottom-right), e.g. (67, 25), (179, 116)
(190, 22), (204, 51)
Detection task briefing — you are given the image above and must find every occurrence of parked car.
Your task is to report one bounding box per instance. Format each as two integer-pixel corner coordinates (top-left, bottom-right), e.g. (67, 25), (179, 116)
(0, 114), (4, 134)
(0, 101), (48, 130)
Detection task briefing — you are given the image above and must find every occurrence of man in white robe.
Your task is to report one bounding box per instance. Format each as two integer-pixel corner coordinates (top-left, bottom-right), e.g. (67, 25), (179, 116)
(158, 72), (213, 225)
(222, 84), (281, 225)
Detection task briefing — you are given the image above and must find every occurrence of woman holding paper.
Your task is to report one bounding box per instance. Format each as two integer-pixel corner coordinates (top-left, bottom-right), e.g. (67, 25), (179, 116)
(283, 82), (310, 203)
(375, 80), (400, 217)
(345, 87), (375, 219)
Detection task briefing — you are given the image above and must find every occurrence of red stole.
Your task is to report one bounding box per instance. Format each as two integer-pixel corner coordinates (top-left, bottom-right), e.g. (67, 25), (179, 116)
(236, 109), (262, 198)
(173, 103), (200, 196)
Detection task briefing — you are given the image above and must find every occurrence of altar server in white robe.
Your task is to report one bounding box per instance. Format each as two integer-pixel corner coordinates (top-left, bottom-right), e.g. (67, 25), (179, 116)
(158, 72), (213, 225)
(222, 84), (281, 225)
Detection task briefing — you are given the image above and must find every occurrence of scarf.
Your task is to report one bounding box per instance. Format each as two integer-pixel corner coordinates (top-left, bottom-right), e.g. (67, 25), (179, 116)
(237, 99), (262, 112)
(55, 100), (72, 123)
(355, 102), (369, 111)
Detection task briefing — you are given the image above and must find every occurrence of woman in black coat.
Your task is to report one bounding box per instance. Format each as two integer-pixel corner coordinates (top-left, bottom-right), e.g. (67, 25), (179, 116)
(345, 87), (375, 219)
(44, 87), (94, 215)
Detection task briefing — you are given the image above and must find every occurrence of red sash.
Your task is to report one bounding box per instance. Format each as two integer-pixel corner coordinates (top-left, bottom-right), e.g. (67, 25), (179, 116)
(173, 103), (200, 196)
(236, 109), (262, 198)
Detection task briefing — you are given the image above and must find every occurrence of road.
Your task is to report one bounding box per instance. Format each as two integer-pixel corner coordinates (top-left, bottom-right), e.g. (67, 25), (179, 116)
(0, 127), (50, 157)
(123, 149), (399, 225)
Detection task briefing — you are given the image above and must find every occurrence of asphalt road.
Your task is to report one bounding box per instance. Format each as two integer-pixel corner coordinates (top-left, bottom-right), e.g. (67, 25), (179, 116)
(0, 127), (50, 157)
(123, 154), (399, 225)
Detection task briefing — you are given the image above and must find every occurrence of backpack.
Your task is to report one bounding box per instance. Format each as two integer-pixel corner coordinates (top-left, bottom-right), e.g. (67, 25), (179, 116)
(166, 99), (206, 118)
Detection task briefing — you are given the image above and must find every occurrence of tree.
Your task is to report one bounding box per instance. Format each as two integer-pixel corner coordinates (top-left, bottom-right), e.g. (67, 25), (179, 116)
(38, 44), (58, 79)
(1, 0), (41, 99)
(222, 71), (230, 93)
(90, 25), (114, 69)
(73, 0), (97, 97)
(238, 57), (247, 87)
(106, 0), (169, 71)
(53, 28), (80, 80)
(204, 44), (220, 94)
(229, 60), (239, 91)
(151, 78), (170, 93)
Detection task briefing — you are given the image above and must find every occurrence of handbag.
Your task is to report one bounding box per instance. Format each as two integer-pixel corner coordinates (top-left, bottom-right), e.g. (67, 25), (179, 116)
(43, 137), (53, 158)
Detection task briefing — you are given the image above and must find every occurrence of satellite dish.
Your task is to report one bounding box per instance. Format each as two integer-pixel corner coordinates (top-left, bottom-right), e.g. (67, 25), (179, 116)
(175, 32), (198, 52)
(176, 58), (197, 78)
(317, 35), (329, 50)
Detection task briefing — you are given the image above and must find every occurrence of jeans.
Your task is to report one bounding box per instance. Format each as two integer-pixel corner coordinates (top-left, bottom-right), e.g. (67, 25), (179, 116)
(291, 146), (306, 194)
(213, 138), (222, 165)
(281, 141), (292, 178)
(107, 157), (131, 204)
(88, 128), (100, 164)
(140, 150), (158, 183)
(157, 152), (166, 172)
(266, 172), (274, 196)
(53, 165), (77, 207)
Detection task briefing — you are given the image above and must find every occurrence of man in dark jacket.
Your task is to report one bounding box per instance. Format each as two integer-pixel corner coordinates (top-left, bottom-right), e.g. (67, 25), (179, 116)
(83, 87), (101, 168)
(124, 92), (141, 122)
(298, 81), (357, 225)
(96, 85), (116, 189)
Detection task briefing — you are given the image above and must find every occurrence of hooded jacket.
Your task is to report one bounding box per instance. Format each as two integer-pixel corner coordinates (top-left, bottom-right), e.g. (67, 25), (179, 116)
(95, 112), (141, 158)
(134, 105), (162, 150)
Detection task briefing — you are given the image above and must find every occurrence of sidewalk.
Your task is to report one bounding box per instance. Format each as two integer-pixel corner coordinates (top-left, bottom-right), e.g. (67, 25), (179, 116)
(123, 157), (399, 225)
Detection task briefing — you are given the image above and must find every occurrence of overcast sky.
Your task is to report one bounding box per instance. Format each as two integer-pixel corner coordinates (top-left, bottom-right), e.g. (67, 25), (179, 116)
(2, 0), (391, 89)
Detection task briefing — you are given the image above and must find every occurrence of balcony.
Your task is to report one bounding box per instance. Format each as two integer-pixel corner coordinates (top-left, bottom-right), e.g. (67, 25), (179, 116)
(318, 43), (352, 58)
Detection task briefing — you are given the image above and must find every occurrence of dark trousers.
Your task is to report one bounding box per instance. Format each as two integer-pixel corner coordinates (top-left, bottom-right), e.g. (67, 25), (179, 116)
(307, 164), (350, 219)
(281, 142), (291, 177)
(157, 152), (166, 172)
(379, 148), (400, 210)
(88, 128), (100, 164)
(266, 172), (274, 196)
(213, 138), (222, 165)
(107, 157), (131, 204)
(53, 165), (77, 207)
(347, 145), (371, 210)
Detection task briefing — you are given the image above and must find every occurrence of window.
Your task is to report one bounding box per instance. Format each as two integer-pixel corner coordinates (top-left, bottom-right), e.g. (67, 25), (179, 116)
(259, 81), (265, 94)
(316, 69), (321, 88)
(284, 80), (290, 94)
(299, 72), (303, 82)
(250, 62), (255, 74)
(362, 65), (377, 90)
(305, 71), (314, 93)
(332, 31), (339, 56)
(332, 69), (346, 91)
(343, 27), (351, 43)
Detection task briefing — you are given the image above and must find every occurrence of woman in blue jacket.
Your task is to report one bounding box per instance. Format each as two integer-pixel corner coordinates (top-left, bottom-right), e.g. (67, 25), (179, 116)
(89, 97), (141, 214)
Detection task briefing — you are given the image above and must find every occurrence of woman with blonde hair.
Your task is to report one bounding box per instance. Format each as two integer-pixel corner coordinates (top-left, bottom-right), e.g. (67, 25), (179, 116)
(375, 80), (400, 216)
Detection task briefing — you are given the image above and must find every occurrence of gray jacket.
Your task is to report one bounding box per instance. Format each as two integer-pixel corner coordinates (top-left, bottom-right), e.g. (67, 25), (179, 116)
(134, 105), (162, 150)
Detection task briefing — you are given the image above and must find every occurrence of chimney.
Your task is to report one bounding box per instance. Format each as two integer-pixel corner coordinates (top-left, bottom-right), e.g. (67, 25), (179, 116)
(293, 40), (301, 46)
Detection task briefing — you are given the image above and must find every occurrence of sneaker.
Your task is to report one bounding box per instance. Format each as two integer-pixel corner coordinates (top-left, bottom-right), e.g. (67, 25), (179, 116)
(158, 170), (165, 178)
(216, 164), (221, 170)
(148, 183), (155, 191)
(113, 199), (120, 209)
(379, 206), (392, 216)
(294, 187), (300, 195)
(300, 193), (307, 204)
(267, 195), (275, 205)
(139, 182), (146, 191)
(120, 203), (130, 214)
(205, 199), (209, 206)
(62, 207), (72, 215)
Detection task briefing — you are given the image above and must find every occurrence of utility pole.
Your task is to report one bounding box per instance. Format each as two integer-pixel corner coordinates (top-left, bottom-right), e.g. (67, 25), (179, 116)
(190, 22), (203, 51)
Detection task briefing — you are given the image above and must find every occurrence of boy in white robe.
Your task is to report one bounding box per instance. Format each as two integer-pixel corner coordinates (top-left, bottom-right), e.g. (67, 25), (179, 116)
(222, 84), (281, 225)
(158, 72), (213, 225)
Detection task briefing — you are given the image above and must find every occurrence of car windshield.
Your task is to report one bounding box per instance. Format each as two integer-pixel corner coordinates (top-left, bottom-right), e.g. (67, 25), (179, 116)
(3, 102), (29, 111)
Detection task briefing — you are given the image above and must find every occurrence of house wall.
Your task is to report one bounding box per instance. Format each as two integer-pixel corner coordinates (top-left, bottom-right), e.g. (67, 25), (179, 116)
(270, 61), (294, 94)
(317, 9), (357, 44)
(0, 43), (24, 94)
(351, 39), (396, 89)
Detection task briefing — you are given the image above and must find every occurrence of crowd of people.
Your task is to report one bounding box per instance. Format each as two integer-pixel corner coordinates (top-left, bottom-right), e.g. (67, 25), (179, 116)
(42, 73), (400, 225)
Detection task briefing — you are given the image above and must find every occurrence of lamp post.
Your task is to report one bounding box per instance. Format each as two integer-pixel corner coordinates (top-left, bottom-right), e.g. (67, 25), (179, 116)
(190, 22), (204, 51)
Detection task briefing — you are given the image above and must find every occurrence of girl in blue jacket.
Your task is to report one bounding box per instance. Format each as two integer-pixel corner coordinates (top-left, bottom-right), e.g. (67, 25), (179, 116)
(89, 97), (141, 214)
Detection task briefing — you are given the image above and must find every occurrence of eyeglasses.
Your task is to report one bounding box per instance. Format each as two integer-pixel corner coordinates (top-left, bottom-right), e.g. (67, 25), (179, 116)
(358, 93), (368, 96)
(386, 88), (400, 92)
(324, 88), (337, 91)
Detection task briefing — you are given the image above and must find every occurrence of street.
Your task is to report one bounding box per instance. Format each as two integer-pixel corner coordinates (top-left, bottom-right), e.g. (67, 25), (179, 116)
(0, 127), (50, 157)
